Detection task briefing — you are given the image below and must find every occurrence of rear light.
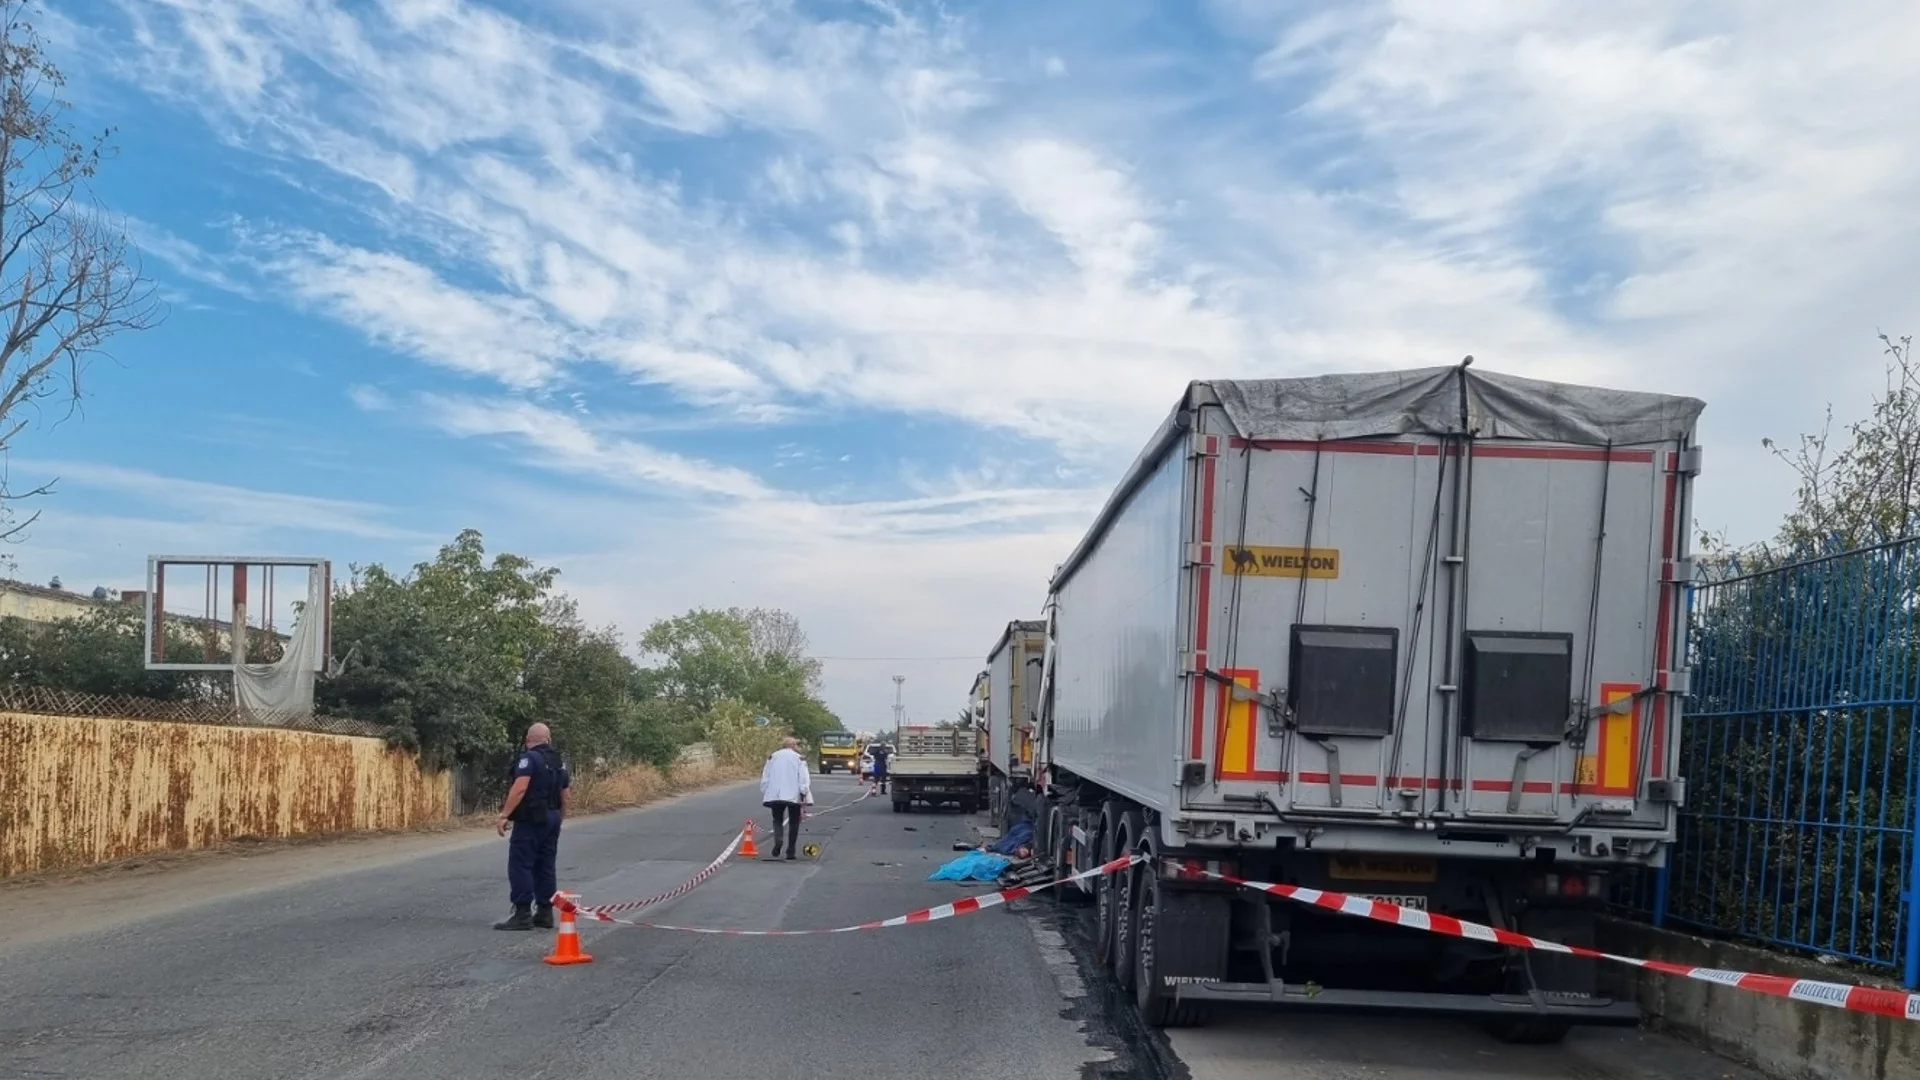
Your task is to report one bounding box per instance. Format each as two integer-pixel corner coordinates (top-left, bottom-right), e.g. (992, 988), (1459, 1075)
(1161, 857), (1237, 881)
(1529, 872), (1605, 898)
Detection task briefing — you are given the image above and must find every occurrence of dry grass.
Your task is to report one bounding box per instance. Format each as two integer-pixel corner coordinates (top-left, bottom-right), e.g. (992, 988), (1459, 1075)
(569, 760), (754, 814)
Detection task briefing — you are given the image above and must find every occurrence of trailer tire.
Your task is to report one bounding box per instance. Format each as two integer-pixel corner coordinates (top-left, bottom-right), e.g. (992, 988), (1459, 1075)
(1112, 811), (1143, 989)
(1044, 805), (1068, 904)
(1486, 1018), (1572, 1045)
(1133, 871), (1207, 1028)
(1094, 807), (1122, 968)
(891, 798), (907, 813)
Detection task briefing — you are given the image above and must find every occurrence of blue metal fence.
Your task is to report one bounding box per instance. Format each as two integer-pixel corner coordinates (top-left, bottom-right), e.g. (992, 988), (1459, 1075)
(1648, 538), (1920, 984)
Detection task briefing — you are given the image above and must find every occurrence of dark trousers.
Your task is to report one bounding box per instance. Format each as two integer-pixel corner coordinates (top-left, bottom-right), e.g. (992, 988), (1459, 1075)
(767, 801), (801, 854)
(508, 811), (561, 907)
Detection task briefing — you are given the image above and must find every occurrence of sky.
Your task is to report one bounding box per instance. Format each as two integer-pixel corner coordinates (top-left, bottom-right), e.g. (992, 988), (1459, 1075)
(9, 0), (1920, 729)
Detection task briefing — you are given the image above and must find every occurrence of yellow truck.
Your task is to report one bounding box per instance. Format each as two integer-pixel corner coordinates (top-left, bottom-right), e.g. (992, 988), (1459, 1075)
(815, 730), (860, 774)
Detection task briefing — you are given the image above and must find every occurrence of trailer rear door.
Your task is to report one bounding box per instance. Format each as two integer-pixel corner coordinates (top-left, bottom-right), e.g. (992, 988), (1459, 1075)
(1182, 415), (1689, 836)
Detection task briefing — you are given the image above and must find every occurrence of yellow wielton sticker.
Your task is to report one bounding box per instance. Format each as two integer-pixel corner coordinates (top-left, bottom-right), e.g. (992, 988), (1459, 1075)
(1327, 853), (1437, 883)
(1222, 546), (1340, 578)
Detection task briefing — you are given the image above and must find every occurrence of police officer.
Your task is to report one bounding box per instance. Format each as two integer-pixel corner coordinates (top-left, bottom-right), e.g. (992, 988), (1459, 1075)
(494, 722), (571, 930)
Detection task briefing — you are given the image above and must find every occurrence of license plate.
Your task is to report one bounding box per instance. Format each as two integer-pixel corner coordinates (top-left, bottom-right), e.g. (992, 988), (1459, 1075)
(1327, 853), (1438, 883)
(1355, 893), (1427, 911)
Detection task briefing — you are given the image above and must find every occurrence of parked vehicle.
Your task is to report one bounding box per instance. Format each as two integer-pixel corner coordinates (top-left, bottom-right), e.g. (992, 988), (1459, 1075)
(1027, 366), (1703, 1041)
(889, 725), (984, 813)
(978, 620), (1046, 826)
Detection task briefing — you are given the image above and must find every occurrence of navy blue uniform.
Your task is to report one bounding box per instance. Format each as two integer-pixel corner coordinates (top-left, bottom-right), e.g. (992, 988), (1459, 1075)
(507, 743), (570, 909)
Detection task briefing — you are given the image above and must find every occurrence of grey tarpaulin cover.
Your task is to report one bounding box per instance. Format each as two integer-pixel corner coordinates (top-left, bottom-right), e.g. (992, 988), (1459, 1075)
(1205, 366), (1704, 446)
(1050, 366), (1705, 589)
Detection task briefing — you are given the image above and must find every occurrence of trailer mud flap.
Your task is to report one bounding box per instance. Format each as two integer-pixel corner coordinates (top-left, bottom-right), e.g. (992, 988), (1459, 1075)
(1155, 889), (1231, 986)
(1515, 907), (1600, 999)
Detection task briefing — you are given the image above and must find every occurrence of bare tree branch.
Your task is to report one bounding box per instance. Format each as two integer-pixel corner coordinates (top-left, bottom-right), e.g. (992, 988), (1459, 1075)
(0, 0), (163, 537)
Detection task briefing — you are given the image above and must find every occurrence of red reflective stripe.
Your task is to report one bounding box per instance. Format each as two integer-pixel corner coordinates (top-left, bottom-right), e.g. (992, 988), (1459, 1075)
(1650, 468), (1679, 777)
(1229, 440), (1656, 463)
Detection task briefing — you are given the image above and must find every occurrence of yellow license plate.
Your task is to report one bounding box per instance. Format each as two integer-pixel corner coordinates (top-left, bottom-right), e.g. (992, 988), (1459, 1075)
(1327, 853), (1438, 884)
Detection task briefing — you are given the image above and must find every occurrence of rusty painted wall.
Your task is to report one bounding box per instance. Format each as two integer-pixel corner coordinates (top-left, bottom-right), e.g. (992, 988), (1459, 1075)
(0, 712), (451, 877)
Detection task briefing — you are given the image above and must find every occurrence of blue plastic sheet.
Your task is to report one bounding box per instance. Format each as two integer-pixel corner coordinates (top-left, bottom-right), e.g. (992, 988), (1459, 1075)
(929, 851), (1012, 882)
(990, 821), (1034, 856)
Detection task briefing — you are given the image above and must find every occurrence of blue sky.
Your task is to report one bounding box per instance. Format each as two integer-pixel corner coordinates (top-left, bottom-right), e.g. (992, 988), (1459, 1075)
(10, 0), (1920, 727)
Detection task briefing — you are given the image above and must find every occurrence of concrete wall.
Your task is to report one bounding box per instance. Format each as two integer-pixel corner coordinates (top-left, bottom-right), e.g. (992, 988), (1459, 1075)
(1600, 916), (1920, 1080)
(0, 712), (450, 877)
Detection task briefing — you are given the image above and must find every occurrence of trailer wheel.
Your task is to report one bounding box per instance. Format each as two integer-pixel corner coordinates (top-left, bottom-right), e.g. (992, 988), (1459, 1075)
(891, 798), (907, 813)
(1111, 811), (1143, 989)
(1133, 870), (1207, 1028)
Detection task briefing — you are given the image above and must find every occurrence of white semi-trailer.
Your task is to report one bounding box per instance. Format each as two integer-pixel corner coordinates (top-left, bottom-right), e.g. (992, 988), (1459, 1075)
(1030, 365), (1702, 1041)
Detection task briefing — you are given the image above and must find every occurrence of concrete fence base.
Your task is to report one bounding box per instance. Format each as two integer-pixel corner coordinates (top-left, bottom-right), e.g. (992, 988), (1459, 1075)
(1598, 916), (1920, 1080)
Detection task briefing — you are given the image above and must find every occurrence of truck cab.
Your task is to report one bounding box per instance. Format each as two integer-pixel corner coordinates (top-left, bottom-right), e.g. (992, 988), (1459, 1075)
(815, 730), (859, 774)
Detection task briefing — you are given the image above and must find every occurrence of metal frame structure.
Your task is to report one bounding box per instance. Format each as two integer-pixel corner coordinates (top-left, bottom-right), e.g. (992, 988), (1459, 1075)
(142, 555), (332, 673)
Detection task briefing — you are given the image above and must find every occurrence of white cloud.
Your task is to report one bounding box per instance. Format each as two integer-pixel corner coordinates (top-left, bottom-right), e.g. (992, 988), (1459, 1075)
(14, 460), (423, 543)
(418, 396), (776, 501)
(63, 0), (1920, 720)
(347, 385), (395, 412)
(272, 239), (567, 388)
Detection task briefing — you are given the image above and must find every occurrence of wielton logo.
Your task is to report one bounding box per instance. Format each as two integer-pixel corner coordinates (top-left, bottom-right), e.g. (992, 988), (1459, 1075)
(1222, 546), (1341, 579)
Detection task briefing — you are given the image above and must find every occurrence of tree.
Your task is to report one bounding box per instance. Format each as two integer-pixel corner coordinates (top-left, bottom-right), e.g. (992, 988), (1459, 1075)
(1756, 332), (1919, 555)
(638, 609), (757, 713)
(0, 2), (161, 543)
(637, 605), (842, 744)
(736, 606), (822, 692)
(0, 604), (219, 699)
(522, 598), (639, 771)
(319, 529), (556, 764)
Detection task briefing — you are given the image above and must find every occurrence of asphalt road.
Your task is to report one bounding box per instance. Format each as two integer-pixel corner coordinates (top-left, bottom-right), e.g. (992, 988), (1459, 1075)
(0, 776), (1766, 1080)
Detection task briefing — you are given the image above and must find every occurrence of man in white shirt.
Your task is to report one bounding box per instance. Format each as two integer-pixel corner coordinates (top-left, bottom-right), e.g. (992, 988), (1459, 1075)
(759, 736), (813, 861)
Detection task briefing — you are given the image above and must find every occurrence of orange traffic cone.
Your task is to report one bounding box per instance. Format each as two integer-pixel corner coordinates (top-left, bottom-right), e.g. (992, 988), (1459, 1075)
(543, 892), (593, 966)
(738, 819), (760, 859)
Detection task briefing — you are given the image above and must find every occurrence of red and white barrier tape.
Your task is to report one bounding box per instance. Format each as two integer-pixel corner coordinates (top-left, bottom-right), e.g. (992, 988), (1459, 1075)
(1204, 871), (1920, 1023)
(797, 783), (877, 820)
(559, 785), (878, 920)
(563, 826), (747, 920)
(558, 855), (1141, 935)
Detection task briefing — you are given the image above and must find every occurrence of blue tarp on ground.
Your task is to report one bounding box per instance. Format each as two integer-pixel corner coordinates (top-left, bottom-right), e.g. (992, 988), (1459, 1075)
(929, 851), (1013, 882)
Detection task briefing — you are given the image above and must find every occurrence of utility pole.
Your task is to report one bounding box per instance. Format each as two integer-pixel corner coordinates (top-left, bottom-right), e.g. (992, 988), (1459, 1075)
(892, 674), (905, 735)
